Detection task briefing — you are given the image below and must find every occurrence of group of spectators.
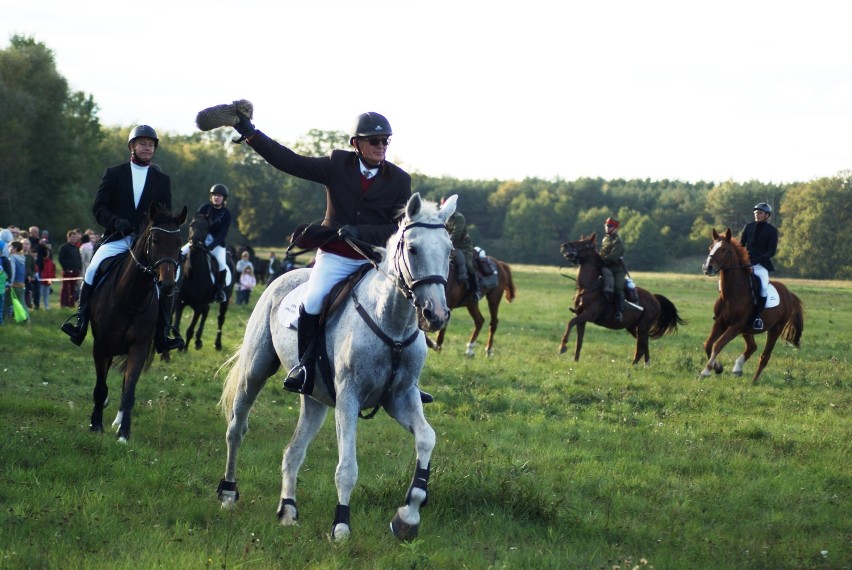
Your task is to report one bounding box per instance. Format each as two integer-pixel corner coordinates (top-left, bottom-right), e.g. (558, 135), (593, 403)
(0, 225), (100, 324)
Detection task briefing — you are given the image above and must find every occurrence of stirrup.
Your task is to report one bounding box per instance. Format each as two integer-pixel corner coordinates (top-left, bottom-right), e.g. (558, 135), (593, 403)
(215, 290), (227, 303)
(752, 317), (764, 331)
(283, 365), (307, 393)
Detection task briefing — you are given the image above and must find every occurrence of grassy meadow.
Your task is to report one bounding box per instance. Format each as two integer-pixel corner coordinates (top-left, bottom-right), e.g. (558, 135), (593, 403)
(0, 266), (849, 569)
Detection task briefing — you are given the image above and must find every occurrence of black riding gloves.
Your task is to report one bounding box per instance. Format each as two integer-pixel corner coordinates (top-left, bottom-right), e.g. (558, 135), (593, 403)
(115, 219), (134, 234)
(232, 110), (256, 142)
(338, 225), (360, 241)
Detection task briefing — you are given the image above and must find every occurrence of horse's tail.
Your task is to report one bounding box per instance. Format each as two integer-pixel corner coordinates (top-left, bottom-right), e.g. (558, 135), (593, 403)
(500, 261), (516, 303)
(649, 294), (687, 339)
(218, 347), (245, 419)
(781, 291), (804, 348)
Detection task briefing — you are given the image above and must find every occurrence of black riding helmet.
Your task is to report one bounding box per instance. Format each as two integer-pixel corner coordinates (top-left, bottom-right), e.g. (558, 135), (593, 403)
(128, 125), (159, 149)
(349, 112), (392, 144)
(210, 183), (229, 199)
(753, 202), (772, 215)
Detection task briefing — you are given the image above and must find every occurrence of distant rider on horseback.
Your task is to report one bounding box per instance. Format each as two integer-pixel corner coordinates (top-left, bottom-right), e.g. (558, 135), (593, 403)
(739, 202), (778, 331)
(181, 184), (232, 303)
(445, 205), (482, 300)
(61, 125), (184, 353)
(599, 217), (626, 321)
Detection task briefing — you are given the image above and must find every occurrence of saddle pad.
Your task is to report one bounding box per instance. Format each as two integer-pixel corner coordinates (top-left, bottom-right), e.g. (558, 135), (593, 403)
(766, 283), (780, 309)
(278, 282), (308, 330)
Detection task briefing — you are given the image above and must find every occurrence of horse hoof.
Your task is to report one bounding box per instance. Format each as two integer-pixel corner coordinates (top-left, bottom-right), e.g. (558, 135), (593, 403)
(331, 523), (350, 541)
(559, 346), (567, 354)
(714, 366), (723, 375)
(90, 423), (103, 433)
(390, 513), (419, 541)
(732, 371), (742, 378)
(117, 435), (129, 444)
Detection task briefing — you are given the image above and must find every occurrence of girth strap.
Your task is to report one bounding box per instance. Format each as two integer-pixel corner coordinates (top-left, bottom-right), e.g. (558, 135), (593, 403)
(353, 293), (421, 420)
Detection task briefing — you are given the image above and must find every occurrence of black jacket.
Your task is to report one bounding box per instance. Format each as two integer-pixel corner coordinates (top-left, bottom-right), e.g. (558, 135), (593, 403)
(92, 162), (173, 243)
(739, 221), (777, 271)
(248, 131), (410, 247)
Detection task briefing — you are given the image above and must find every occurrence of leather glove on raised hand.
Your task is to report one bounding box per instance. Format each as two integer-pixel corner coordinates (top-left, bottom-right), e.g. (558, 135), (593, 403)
(115, 219), (134, 234)
(338, 225), (360, 241)
(233, 110), (256, 138)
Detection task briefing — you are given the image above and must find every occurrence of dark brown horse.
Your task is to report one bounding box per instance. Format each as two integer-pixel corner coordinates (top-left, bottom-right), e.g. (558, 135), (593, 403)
(700, 228), (804, 384)
(426, 255), (516, 357)
(559, 233), (685, 365)
(172, 211), (235, 353)
(88, 203), (186, 442)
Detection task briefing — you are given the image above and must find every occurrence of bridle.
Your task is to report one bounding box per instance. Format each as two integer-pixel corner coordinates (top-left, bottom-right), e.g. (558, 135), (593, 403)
(562, 240), (602, 291)
(703, 240), (751, 276)
(129, 225), (182, 283)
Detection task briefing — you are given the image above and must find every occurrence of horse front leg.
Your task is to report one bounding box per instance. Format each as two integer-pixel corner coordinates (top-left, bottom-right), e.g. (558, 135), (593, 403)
(113, 344), (148, 443)
(700, 326), (741, 378)
(702, 320), (726, 375)
(574, 321), (586, 362)
(215, 302), (228, 351)
(558, 316), (576, 354)
(90, 347), (112, 433)
(387, 390), (436, 541)
(732, 334), (758, 377)
(194, 306), (210, 351)
(276, 396), (327, 523)
(330, 396), (360, 540)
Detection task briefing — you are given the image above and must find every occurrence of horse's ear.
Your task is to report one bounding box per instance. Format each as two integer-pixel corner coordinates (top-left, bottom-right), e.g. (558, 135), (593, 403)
(178, 206), (188, 225)
(590, 232), (596, 242)
(405, 192), (422, 220)
(712, 228), (720, 240)
(724, 228), (732, 241)
(438, 194), (458, 222)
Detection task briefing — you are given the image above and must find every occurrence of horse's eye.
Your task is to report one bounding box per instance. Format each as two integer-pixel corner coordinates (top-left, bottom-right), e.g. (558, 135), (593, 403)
(408, 245), (417, 255)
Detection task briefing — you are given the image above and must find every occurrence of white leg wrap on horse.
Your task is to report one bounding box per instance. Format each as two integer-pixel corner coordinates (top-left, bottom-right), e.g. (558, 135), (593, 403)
(733, 355), (745, 376)
(112, 411), (123, 427)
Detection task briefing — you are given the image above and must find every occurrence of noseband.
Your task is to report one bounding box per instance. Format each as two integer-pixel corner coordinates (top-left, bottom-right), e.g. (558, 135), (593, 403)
(129, 225), (182, 282)
(562, 240), (595, 264)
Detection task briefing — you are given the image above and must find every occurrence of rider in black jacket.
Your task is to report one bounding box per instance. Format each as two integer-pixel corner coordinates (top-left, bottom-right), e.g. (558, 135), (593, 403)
(739, 202), (778, 330)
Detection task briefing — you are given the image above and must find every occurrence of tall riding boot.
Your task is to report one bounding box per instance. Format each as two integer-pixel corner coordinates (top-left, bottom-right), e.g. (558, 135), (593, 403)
(469, 274), (483, 300)
(215, 270), (227, 303)
(614, 291), (625, 322)
(60, 282), (93, 346)
(752, 295), (767, 331)
(283, 306), (321, 394)
(155, 291), (185, 354)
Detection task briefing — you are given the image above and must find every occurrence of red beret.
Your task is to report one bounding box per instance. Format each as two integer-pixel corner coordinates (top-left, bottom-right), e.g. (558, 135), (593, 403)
(605, 217), (620, 228)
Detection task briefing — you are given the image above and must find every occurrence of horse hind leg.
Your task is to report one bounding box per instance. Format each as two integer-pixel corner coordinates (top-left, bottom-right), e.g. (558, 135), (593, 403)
(276, 397), (328, 524)
(90, 351), (112, 433)
(751, 330), (781, 385)
(732, 334), (758, 377)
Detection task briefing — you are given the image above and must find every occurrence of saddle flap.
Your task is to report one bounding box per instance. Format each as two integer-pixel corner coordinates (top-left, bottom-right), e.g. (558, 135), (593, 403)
(320, 263), (375, 325)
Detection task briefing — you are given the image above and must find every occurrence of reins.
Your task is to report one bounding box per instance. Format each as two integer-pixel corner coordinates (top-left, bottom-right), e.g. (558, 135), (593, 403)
(128, 225), (182, 282)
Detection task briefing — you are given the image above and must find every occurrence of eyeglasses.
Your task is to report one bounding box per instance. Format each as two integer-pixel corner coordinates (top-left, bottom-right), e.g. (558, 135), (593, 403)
(364, 137), (390, 147)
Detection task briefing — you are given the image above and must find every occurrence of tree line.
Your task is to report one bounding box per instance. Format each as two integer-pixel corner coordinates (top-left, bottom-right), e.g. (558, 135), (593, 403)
(2, 36), (849, 279)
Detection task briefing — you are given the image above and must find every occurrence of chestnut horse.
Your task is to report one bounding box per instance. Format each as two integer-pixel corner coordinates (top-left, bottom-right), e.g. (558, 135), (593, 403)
(700, 228), (804, 384)
(426, 255), (515, 357)
(558, 233), (685, 365)
(88, 203), (186, 442)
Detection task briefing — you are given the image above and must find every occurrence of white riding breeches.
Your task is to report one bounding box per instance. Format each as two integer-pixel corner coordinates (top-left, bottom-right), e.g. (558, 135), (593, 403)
(179, 242), (231, 286)
(753, 263), (769, 296)
(302, 249), (371, 315)
(84, 236), (133, 285)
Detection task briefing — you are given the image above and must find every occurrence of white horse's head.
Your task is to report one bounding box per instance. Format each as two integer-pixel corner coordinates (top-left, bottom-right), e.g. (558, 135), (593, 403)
(389, 193), (457, 332)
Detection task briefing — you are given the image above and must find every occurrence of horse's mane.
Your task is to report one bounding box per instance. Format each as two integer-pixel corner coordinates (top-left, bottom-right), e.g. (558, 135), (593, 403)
(728, 237), (751, 266)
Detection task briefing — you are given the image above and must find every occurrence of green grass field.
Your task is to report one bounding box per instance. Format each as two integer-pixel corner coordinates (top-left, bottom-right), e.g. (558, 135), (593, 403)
(0, 267), (849, 569)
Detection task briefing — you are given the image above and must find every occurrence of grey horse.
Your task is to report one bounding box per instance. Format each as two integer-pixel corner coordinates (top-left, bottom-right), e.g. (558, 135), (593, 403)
(218, 193), (457, 541)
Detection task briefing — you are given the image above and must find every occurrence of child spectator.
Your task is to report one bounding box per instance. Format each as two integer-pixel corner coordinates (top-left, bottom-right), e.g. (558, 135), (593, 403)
(236, 265), (256, 305)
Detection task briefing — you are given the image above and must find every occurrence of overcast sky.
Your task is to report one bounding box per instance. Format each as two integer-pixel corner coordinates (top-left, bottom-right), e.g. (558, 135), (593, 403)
(4, 0), (850, 184)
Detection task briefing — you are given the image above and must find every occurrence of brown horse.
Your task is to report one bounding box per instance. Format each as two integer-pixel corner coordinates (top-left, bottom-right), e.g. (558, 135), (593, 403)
(558, 233), (685, 365)
(426, 255), (516, 357)
(700, 228), (804, 384)
(88, 203), (186, 442)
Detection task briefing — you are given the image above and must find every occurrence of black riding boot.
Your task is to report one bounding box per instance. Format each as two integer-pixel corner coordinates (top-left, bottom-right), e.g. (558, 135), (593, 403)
(469, 274), (483, 300)
(283, 306), (321, 394)
(60, 282), (93, 346)
(752, 295), (767, 331)
(614, 291), (625, 322)
(215, 270), (227, 303)
(155, 291), (185, 354)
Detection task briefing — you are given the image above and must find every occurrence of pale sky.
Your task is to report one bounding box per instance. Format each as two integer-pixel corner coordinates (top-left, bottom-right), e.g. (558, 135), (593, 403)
(3, 0), (851, 184)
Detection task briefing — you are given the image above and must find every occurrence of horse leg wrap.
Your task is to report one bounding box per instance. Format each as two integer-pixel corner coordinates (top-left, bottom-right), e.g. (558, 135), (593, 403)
(405, 460), (430, 507)
(217, 479), (240, 502)
(277, 498), (297, 521)
(331, 504), (350, 537)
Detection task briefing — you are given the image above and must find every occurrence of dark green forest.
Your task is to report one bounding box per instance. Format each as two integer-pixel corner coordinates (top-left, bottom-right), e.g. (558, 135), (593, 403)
(2, 37), (849, 278)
